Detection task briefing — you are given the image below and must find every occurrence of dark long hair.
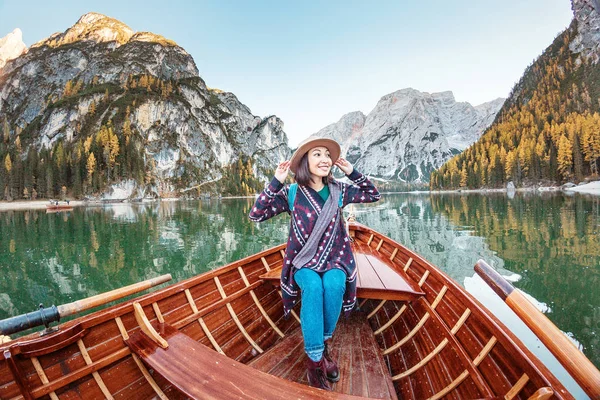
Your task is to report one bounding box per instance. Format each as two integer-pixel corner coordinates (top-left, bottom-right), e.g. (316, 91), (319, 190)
(294, 153), (334, 186)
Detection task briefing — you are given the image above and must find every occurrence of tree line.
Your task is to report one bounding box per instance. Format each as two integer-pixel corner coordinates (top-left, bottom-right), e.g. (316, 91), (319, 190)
(0, 73), (177, 200)
(431, 20), (600, 190)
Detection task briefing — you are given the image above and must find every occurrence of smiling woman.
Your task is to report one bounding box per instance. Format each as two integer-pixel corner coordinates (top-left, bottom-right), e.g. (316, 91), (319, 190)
(248, 136), (381, 389)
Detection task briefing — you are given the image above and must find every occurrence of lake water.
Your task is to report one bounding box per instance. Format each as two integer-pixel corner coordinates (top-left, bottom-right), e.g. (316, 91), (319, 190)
(0, 192), (598, 377)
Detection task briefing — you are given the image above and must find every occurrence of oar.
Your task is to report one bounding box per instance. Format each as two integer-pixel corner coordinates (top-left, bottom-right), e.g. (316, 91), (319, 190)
(0, 274), (172, 336)
(475, 260), (600, 399)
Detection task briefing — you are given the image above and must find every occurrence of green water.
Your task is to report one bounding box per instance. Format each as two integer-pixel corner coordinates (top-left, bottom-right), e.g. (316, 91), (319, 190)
(0, 193), (598, 372)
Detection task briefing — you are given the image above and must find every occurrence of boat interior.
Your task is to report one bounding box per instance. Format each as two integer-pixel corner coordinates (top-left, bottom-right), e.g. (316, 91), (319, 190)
(0, 224), (570, 399)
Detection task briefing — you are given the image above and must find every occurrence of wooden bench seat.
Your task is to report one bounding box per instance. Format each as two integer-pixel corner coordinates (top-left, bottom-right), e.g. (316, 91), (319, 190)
(126, 322), (366, 399)
(260, 240), (424, 301)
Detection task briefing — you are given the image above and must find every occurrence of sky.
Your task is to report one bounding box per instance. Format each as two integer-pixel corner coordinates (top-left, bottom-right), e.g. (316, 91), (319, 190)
(0, 0), (574, 146)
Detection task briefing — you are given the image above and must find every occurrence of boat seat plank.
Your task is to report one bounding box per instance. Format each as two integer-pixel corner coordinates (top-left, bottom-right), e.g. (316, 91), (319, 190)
(260, 241), (424, 302)
(126, 322), (363, 399)
(248, 311), (398, 400)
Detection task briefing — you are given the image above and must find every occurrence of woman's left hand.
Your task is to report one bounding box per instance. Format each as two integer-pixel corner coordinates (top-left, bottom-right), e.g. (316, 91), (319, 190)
(335, 158), (354, 175)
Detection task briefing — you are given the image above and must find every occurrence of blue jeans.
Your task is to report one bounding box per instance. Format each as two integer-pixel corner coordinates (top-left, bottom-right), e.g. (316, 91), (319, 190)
(294, 268), (346, 362)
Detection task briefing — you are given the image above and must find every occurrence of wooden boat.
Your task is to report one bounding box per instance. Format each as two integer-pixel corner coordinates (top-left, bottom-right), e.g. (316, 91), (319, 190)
(45, 203), (73, 212)
(1, 222), (599, 399)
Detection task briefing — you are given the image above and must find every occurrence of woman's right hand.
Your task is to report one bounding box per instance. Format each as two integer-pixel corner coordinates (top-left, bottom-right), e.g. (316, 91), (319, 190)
(275, 160), (290, 183)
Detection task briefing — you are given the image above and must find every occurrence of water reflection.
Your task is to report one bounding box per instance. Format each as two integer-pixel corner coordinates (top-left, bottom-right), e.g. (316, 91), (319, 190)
(0, 193), (598, 371)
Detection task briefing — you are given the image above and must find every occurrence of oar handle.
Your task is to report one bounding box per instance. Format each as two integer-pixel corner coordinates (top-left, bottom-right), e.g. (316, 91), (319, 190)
(57, 274), (172, 317)
(475, 260), (600, 399)
(0, 274), (172, 336)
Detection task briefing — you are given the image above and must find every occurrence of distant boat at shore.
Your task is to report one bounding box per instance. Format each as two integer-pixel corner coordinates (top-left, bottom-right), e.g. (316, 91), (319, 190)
(45, 202), (73, 212)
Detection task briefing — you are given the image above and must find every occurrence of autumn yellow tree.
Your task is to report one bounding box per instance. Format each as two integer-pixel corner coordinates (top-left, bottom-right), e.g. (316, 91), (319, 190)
(2, 119), (9, 143)
(63, 80), (73, 97)
(557, 135), (573, 180)
(4, 154), (12, 173)
(88, 101), (96, 116)
(86, 152), (96, 183)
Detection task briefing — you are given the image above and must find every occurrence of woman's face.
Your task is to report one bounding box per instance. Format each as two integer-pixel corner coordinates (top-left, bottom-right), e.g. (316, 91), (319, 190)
(307, 146), (332, 180)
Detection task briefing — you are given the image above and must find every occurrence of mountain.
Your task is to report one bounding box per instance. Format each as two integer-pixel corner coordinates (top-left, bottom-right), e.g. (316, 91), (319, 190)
(312, 89), (504, 183)
(0, 13), (290, 200)
(431, 0), (600, 190)
(0, 29), (26, 70)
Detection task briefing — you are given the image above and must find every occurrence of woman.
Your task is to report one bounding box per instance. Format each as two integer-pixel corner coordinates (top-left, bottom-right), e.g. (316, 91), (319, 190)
(249, 137), (380, 390)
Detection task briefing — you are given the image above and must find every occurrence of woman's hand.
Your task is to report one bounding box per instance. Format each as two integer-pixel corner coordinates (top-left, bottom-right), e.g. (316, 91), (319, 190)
(275, 160), (290, 183)
(335, 158), (354, 175)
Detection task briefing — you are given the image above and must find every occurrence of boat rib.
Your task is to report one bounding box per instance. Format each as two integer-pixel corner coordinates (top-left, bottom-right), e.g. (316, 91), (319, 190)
(115, 316), (168, 400)
(30, 357), (59, 400)
(238, 266), (284, 338)
(183, 288), (224, 354)
(214, 276), (264, 354)
(77, 339), (114, 399)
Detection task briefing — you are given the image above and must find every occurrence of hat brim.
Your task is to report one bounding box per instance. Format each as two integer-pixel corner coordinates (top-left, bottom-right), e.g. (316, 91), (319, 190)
(289, 138), (341, 174)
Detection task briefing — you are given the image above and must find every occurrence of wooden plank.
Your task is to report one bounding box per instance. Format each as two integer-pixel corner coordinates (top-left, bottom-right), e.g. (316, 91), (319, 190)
(354, 314), (398, 400)
(184, 288), (224, 354)
(3, 349), (32, 400)
(261, 257), (271, 271)
(418, 270), (430, 287)
(367, 300), (386, 319)
(174, 281), (261, 330)
(367, 234), (374, 246)
(133, 302), (168, 349)
(376, 239), (384, 251)
(126, 323), (360, 399)
(451, 309), (471, 335)
(392, 338), (449, 380)
(527, 387), (554, 400)
(383, 312), (430, 355)
(30, 348), (131, 398)
(428, 370), (469, 400)
(355, 252), (384, 291)
(504, 373), (529, 400)
(214, 277), (264, 354)
(238, 267), (284, 338)
(390, 248), (399, 261)
(374, 304), (407, 335)
(403, 258), (413, 272)
(152, 302), (165, 323)
(473, 336), (497, 367)
(77, 339), (115, 399)
(114, 317), (168, 400)
(30, 358), (59, 400)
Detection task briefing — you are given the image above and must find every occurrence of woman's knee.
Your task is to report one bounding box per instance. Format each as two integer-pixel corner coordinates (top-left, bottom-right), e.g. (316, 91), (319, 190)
(322, 269), (346, 294)
(295, 269), (323, 296)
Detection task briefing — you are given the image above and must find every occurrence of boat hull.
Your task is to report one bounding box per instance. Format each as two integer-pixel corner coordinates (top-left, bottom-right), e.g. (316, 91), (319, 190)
(0, 223), (582, 399)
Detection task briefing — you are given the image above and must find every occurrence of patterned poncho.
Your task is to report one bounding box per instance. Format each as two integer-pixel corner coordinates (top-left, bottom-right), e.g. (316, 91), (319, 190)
(248, 170), (381, 316)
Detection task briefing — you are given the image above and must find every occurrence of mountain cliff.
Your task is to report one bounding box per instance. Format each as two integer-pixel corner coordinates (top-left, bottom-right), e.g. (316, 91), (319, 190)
(431, 0), (600, 189)
(0, 13), (290, 200)
(0, 29), (26, 70)
(313, 89), (503, 183)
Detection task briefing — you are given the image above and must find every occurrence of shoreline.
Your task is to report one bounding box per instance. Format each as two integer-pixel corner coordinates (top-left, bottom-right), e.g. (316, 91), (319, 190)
(1, 182), (598, 212)
(0, 200), (86, 212)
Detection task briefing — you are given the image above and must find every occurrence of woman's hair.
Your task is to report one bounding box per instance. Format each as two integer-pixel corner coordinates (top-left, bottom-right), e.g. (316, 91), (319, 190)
(294, 153), (334, 186)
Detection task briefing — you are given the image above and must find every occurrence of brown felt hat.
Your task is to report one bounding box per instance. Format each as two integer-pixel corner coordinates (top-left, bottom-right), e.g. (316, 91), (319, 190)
(289, 137), (341, 174)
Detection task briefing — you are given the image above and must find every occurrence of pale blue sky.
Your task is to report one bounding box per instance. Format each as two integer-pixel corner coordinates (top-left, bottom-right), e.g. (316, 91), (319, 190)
(1, 1), (573, 146)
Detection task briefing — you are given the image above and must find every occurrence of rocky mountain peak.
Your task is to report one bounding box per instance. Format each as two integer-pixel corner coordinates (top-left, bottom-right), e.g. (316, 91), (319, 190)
(571, 0), (600, 63)
(33, 12), (136, 49)
(0, 13), (289, 199)
(312, 88), (504, 183)
(0, 28), (27, 70)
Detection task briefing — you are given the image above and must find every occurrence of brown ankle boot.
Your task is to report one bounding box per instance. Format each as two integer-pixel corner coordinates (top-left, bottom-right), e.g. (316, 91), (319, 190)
(306, 357), (332, 390)
(323, 341), (340, 382)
